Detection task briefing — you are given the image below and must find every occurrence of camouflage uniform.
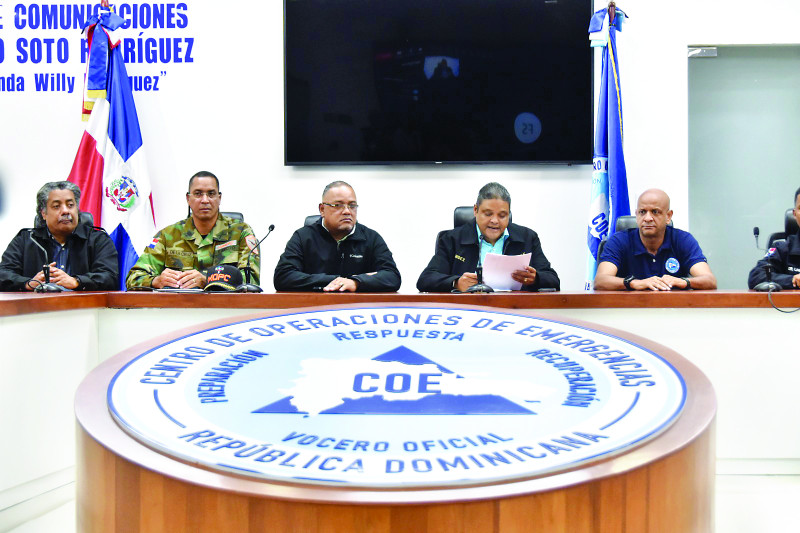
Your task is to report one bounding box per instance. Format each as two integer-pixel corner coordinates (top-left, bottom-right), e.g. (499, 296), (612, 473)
(126, 215), (260, 289)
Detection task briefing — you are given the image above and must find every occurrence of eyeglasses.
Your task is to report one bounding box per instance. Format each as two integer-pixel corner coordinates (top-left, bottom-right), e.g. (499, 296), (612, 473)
(321, 202), (359, 211)
(190, 191), (219, 199)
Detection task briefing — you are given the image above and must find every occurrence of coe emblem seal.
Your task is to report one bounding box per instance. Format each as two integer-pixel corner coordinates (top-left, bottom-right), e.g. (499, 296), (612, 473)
(108, 306), (686, 487)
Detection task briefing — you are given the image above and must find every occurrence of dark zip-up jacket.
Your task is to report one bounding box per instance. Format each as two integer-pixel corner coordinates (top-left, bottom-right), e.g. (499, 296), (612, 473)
(0, 223), (118, 291)
(748, 231), (800, 289)
(416, 219), (560, 292)
(273, 220), (401, 292)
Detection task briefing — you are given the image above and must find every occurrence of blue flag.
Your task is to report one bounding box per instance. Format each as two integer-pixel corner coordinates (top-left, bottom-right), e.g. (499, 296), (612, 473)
(585, 6), (630, 290)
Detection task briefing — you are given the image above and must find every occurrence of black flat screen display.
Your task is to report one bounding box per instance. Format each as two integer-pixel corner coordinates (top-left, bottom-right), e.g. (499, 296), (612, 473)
(285, 0), (593, 165)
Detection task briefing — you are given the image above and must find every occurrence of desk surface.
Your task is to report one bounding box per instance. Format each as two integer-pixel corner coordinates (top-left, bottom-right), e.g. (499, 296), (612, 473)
(2, 290), (799, 317)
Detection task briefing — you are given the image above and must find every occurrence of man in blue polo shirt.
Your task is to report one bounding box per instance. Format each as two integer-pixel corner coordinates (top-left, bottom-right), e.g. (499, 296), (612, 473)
(594, 188), (716, 291)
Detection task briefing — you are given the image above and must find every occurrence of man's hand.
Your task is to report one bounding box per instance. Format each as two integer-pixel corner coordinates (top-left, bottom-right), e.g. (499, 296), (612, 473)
(793, 273), (800, 289)
(152, 268), (207, 289)
(176, 269), (207, 289)
(26, 263), (79, 290)
(152, 268), (182, 288)
(456, 272), (478, 292)
(660, 275), (689, 289)
(25, 269), (47, 291)
(323, 277), (358, 292)
(631, 276), (674, 291)
(511, 266), (537, 287)
(48, 263), (79, 289)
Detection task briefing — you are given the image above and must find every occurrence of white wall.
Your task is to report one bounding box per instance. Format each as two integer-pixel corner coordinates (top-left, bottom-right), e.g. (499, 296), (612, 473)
(1, 0), (799, 291)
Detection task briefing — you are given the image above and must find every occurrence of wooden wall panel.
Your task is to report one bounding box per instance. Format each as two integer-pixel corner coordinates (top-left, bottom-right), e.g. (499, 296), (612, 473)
(78, 418), (715, 533)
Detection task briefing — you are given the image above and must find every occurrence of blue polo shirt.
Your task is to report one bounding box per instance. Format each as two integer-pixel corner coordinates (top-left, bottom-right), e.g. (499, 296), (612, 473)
(599, 226), (707, 279)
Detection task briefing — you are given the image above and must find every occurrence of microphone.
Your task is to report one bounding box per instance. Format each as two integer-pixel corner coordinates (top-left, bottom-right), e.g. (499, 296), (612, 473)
(236, 224), (274, 293)
(753, 227), (765, 251)
(466, 235), (494, 293)
(27, 230), (65, 292)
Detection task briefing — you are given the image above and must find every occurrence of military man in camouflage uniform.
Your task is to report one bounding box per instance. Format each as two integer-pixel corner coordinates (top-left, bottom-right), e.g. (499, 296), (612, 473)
(126, 171), (259, 289)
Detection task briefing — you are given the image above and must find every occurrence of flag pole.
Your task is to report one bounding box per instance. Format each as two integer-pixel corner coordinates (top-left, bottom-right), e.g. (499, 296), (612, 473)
(584, 1), (630, 290)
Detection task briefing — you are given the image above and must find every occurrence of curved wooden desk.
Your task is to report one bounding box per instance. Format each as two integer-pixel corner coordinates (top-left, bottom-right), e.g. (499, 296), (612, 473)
(3, 289), (800, 317)
(74, 304), (717, 533)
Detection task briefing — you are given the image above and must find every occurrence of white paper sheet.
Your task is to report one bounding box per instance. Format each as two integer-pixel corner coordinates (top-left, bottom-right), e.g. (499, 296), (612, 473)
(482, 253), (532, 291)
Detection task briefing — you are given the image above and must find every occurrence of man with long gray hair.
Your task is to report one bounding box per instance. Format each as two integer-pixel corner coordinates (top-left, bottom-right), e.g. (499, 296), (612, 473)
(0, 181), (118, 291)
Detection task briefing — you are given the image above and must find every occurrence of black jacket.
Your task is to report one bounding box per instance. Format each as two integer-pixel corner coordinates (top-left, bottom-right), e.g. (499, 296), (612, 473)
(748, 232), (800, 289)
(416, 220), (560, 292)
(273, 220), (401, 292)
(0, 224), (119, 291)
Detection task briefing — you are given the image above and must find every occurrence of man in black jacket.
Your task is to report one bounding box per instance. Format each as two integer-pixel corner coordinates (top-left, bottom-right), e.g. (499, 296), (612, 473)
(417, 182), (559, 292)
(273, 181), (401, 292)
(0, 181), (118, 291)
(748, 186), (800, 290)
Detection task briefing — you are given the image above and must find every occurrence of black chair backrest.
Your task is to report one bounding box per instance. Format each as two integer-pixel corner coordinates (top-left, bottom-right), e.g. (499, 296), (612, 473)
(766, 208), (798, 248)
(614, 215), (637, 232)
(305, 215), (321, 226)
(453, 206), (511, 228)
(453, 206), (473, 228)
(785, 208), (799, 235)
(221, 211), (244, 222)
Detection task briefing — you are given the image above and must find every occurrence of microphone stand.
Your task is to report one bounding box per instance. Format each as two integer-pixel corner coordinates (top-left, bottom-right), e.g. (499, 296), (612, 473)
(236, 224), (274, 293)
(28, 230), (65, 292)
(466, 235), (494, 293)
(753, 264), (781, 292)
(751, 226), (781, 291)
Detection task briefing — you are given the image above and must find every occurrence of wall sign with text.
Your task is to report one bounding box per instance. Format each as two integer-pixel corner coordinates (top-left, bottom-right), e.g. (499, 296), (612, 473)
(108, 306), (686, 487)
(1, 3), (196, 94)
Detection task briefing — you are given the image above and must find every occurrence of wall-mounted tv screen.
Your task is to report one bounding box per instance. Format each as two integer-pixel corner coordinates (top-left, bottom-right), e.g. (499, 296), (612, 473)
(285, 0), (593, 165)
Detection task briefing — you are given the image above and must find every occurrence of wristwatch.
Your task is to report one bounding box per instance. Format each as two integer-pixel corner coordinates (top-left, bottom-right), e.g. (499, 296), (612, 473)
(623, 276), (635, 291)
(682, 277), (692, 290)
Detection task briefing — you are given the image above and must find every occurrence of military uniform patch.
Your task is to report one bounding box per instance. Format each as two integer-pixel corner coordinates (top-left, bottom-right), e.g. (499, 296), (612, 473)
(246, 234), (259, 254)
(215, 240), (237, 252)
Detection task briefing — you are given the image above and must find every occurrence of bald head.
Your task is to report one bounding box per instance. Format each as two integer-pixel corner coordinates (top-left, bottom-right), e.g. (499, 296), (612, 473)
(637, 189), (670, 210)
(635, 188), (673, 240)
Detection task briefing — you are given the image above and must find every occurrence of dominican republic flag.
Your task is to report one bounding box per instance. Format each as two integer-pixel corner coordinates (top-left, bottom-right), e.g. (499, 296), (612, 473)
(68, 8), (155, 290)
(584, 4), (631, 290)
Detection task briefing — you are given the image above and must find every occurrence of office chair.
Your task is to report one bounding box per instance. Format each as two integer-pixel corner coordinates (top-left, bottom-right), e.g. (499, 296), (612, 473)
(221, 211), (244, 222)
(766, 209), (799, 249)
